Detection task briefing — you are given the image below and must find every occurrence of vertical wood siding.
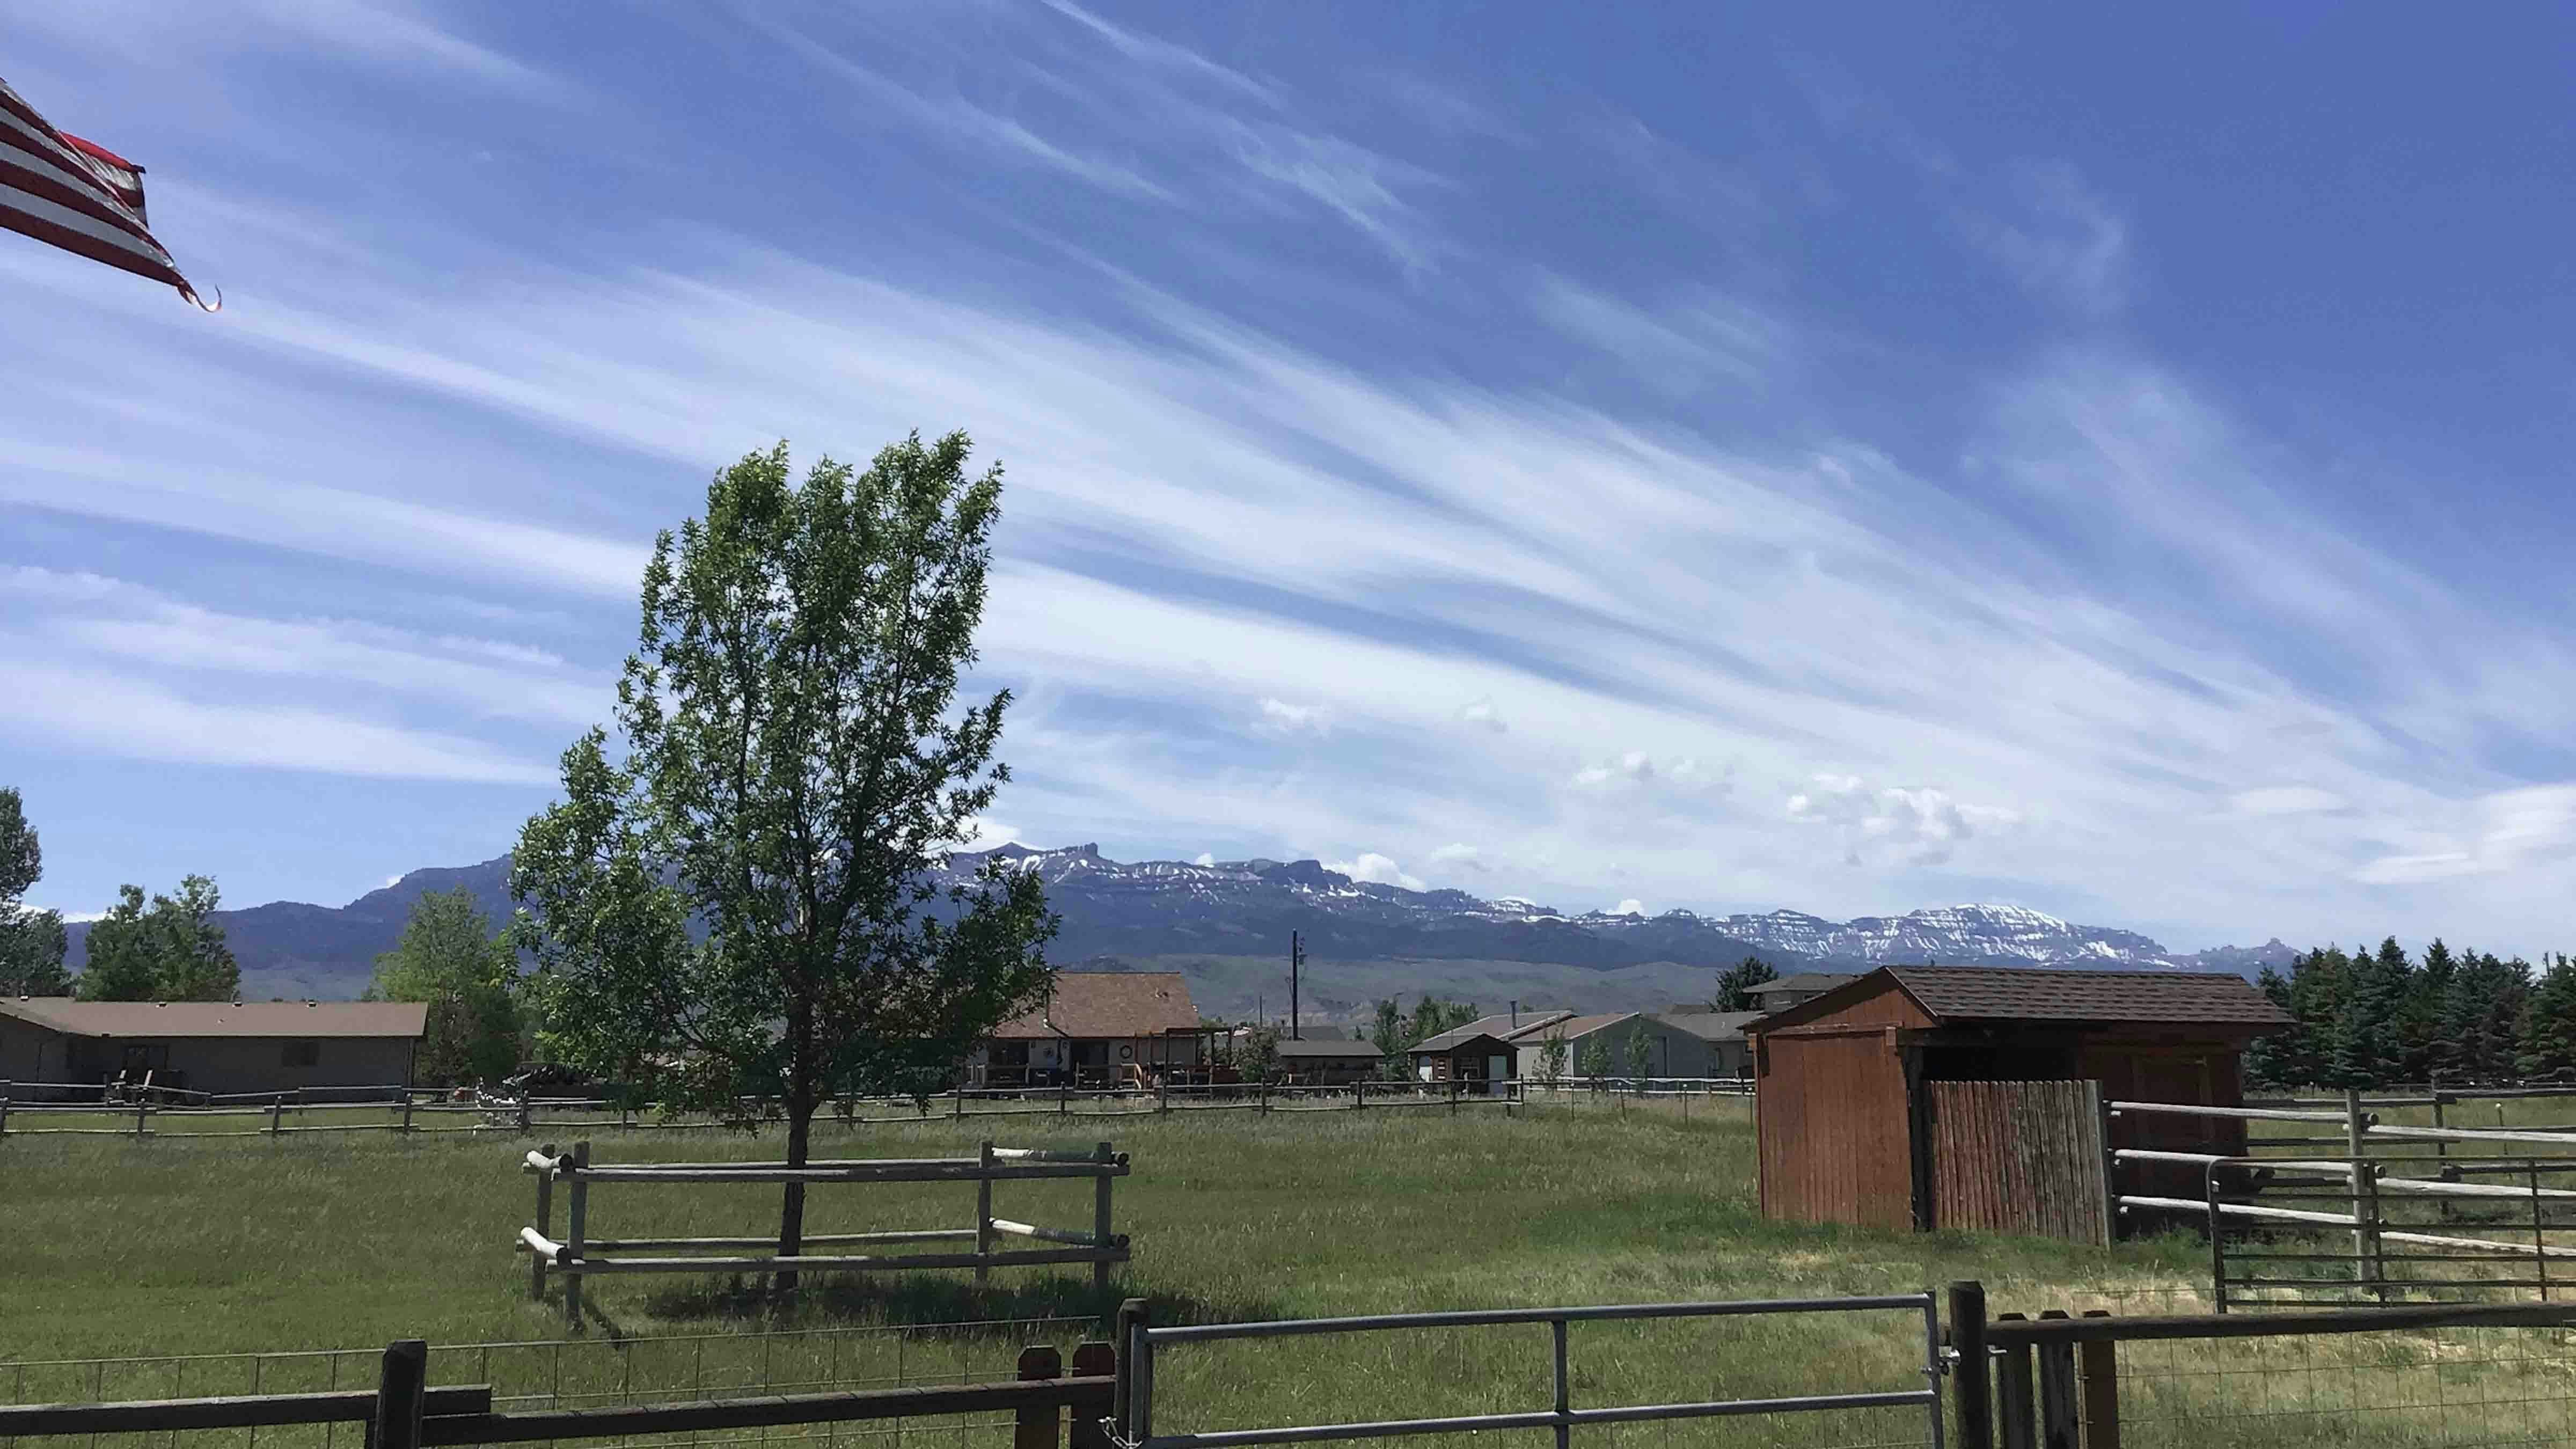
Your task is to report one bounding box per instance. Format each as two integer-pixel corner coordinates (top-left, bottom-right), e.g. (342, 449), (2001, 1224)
(1926, 1079), (2109, 1245)
(1757, 1029), (1916, 1230)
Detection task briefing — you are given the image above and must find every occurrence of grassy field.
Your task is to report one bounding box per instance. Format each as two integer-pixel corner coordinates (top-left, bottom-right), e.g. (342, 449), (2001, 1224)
(7, 1095), (2574, 1448)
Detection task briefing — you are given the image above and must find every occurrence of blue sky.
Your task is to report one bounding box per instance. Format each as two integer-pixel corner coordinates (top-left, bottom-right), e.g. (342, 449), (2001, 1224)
(5, 4), (2575, 955)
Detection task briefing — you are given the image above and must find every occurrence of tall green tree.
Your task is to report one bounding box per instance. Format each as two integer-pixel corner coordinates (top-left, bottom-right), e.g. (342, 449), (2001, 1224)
(1537, 1028), (1569, 1082)
(511, 434), (1057, 1289)
(1576, 1034), (1611, 1085)
(75, 875), (237, 1002)
(0, 787), (70, 995)
(364, 887), (524, 1086)
(2523, 956), (2576, 1082)
(1712, 955), (1777, 1012)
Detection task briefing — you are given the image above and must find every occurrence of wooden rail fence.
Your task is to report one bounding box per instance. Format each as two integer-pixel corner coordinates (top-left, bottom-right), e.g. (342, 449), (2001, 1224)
(0, 1340), (1115, 1449)
(517, 1139), (1133, 1328)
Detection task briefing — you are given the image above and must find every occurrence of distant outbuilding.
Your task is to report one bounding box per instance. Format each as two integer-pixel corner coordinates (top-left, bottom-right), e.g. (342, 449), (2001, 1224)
(1746, 966), (2289, 1239)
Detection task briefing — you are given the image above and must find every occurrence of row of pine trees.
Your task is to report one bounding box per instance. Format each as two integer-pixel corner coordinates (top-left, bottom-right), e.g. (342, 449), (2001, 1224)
(2248, 939), (2576, 1088)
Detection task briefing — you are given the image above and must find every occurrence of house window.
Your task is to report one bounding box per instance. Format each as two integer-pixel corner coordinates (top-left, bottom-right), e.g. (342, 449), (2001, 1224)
(283, 1041), (321, 1069)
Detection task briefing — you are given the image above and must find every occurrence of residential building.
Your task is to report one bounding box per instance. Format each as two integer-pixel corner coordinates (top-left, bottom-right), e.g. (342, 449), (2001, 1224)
(1512, 1012), (1718, 1081)
(966, 972), (1203, 1089)
(1274, 1037), (1384, 1085)
(0, 998), (428, 1096)
(1657, 1005), (1762, 1077)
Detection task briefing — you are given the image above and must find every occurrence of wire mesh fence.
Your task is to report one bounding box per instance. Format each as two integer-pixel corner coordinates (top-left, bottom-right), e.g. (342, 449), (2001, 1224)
(2098, 1320), (2576, 1449)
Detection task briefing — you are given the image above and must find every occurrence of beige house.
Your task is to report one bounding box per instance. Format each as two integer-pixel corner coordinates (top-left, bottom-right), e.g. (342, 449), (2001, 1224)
(965, 972), (1204, 1088)
(0, 998), (429, 1097)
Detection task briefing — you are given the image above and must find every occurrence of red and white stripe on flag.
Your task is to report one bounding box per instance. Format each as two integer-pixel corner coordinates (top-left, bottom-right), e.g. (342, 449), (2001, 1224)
(0, 75), (206, 306)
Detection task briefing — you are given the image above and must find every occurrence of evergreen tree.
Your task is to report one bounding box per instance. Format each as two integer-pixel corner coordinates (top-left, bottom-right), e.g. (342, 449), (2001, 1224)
(1712, 956), (1778, 1012)
(2519, 957), (2576, 1081)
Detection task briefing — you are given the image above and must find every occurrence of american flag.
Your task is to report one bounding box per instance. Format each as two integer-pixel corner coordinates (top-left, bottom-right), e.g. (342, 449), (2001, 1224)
(0, 75), (207, 307)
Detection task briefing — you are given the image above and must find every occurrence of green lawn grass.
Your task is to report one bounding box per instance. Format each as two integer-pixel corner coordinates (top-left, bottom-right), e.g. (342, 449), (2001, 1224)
(5, 1095), (2571, 1448)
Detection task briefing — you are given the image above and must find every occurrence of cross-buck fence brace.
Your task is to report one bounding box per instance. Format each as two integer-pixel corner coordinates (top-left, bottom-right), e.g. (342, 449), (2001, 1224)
(516, 1138), (1133, 1328)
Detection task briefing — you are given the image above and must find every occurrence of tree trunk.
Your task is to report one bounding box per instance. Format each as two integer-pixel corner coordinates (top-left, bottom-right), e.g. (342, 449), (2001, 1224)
(776, 1013), (814, 1300)
(775, 1100), (810, 1298)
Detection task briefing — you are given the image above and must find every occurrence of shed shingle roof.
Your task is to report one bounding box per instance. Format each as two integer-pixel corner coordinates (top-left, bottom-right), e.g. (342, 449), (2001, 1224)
(0, 998), (428, 1039)
(1756, 967), (2288, 1029)
(990, 972), (1198, 1040)
(1749, 972), (1861, 998)
(1889, 967), (2287, 1025)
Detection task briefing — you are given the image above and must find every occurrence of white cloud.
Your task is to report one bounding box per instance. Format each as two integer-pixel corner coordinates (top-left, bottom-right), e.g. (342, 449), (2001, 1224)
(1191, 851), (1216, 867)
(1457, 697), (1507, 733)
(1254, 697), (1328, 735)
(1962, 161), (2131, 316)
(1609, 898), (1645, 917)
(2230, 786), (2348, 817)
(1787, 774), (2017, 868)
(1429, 842), (1484, 870)
(2354, 785), (2576, 886)
(1324, 852), (1425, 891)
(962, 817), (1024, 850)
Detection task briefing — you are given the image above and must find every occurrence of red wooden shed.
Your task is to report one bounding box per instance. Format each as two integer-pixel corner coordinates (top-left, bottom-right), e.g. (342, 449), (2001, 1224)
(1746, 966), (2289, 1238)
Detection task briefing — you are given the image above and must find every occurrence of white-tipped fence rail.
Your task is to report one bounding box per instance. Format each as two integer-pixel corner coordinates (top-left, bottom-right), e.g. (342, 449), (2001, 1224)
(516, 1138), (1133, 1328)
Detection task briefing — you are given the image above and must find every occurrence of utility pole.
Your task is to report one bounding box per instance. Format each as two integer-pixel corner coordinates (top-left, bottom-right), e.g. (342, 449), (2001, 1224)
(1291, 931), (1304, 1040)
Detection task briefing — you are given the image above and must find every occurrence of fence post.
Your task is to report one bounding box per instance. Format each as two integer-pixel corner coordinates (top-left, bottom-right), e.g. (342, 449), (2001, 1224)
(135, 1095), (149, 1139)
(518, 1094), (533, 1136)
(2076, 1310), (2118, 1449)
(1995, 1313), (2035, 1449)
(2090, 1081), (2118, 1247)
(1060, 1076), (1071, 1116)
(1550, 1316), (1571, 1449)
(977, 1140), (996, 1284)
(564, 1140), (590, 1330)
(1070, 1341), (1116, 1449)
(1260, 1077), (1270, 1115)
(955, 1086), (966, 1121)
(2034, 1311), (2077, 1449)
(1114, 1298), (1148, 1441)
(0, 1095), (9, 1138)
(1014, 1344), (1062, 1449)
(1094, 1141), (1116, 1293)
(373, 1340), (428, 1449)
(400, 1092), (414, 1135)
(531, 1142), (555, 1300)
(1950, 1282), (1991, 1449)
(270, 1093), (284, 1137)
(1157, 1075), (1167, 1116)
(2533, 1165), (2553, 1302)
(2345, 1088), (2386, 1299)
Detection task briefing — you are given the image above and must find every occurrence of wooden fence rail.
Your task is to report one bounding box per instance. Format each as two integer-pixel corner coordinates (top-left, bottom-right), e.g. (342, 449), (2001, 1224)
(519, 1138), (1132, 1328)
(0, 1341), (1113, 1449)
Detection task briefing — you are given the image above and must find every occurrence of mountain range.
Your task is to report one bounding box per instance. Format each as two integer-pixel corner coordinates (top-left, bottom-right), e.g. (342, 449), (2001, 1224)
(58, 842), (2294, 1008)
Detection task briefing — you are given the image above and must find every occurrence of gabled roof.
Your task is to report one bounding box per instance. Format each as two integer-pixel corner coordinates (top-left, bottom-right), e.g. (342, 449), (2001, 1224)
(1533, 1012), (1636, 1040)
(1277, 1038), (1384, 1059)
(989, 972), (1198, 1040)
(0, 998), (428, 1040)
(1751, 967), (2288, 1032)
(1412, 1010), (1571, 1053)
(1658, 1010), (1764, 1042)
(1408, 1030), (1524, 1056)
(1748, 972), (1861, 998)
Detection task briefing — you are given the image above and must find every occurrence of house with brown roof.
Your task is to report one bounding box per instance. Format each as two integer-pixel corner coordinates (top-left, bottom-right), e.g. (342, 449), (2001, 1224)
(0, 997), (430, 1097)
(965, 971), (1203, 1089)
(1746, 965), (2289, 1235)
